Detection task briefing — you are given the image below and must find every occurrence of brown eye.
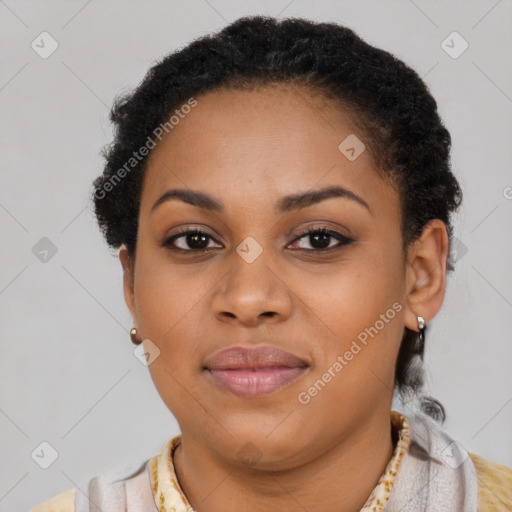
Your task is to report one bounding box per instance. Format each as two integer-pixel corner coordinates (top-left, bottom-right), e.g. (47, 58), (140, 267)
(289, 227), (354, 252)
(163, 229), (222, 251)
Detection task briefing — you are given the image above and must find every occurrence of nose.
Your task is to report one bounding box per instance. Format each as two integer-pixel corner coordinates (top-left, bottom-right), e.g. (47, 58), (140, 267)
(212, 253), (293, 327)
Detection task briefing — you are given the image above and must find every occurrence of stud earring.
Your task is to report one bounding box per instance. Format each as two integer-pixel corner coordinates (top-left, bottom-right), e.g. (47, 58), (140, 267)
(130, 327), (142, 345)
(416, 316), (426, 357)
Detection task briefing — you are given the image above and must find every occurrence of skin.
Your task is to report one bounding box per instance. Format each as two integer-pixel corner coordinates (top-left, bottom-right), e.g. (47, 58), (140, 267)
(119, 84), (449, 512)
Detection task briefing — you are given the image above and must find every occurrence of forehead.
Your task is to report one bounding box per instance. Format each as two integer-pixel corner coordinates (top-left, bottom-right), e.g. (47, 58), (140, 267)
(140, 84), (397, 217)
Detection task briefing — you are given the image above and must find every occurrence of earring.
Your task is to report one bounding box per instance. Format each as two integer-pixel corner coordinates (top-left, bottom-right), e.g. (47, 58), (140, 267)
(416, 316), (426, 357)
(130, 327), (142, 345)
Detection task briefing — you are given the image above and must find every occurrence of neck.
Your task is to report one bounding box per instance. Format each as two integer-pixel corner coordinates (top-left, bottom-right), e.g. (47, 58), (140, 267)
(173, 412), (395, 512)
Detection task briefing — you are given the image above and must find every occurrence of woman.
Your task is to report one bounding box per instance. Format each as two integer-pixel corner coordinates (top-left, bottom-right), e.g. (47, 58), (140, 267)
(32, 15), (511, 512)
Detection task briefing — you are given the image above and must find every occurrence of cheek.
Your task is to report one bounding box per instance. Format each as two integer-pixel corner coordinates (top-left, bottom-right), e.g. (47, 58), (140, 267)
(136, 263), (210, 415)
(297, 245), (406, 382)
(134, 253), (209, 342)
(294, 276), (404, 422)
(133, 260), (213, 414)
(304, 249), (404, 332)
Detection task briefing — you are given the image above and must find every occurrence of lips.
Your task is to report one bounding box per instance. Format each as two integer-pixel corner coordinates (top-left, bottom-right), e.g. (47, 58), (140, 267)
(204, 346), (309, 398)
(204, 345), (309, 370)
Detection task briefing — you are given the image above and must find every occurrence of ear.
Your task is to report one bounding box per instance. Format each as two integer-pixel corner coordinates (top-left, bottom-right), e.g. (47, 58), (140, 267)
(119, 244), (137, 322)
(403, 219), (450, 332)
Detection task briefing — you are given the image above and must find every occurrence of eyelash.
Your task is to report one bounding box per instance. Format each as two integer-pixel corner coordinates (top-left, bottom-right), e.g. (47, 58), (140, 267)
(162, 226), (354, 253)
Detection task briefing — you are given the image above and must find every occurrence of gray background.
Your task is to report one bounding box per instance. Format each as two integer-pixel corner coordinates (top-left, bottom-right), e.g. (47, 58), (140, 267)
(1, 0), (511, 510)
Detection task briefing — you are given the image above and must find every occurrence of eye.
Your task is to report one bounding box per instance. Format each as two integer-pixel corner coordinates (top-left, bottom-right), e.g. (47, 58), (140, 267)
(288, 227), (354, 252)
(163, 228), (222, 252)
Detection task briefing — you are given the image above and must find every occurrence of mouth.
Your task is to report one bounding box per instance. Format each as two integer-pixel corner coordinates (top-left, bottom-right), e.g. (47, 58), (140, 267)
(203, 345), (310, 398)
(206, 367), (309, 398)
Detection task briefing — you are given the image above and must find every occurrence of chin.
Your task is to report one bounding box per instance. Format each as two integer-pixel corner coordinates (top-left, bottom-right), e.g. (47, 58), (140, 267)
(221, 423), (309, 467)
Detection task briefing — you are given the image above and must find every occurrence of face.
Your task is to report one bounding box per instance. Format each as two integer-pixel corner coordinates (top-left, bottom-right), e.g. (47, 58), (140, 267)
(120, 84), (437, 470)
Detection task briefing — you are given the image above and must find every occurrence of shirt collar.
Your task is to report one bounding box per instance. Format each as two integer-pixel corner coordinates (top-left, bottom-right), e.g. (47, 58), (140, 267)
(149, 410), (411, 512)
(360, 411), (411, 511)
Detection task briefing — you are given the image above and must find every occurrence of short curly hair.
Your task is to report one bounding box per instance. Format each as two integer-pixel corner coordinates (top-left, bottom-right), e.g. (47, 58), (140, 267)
(91, 15), (462, 422)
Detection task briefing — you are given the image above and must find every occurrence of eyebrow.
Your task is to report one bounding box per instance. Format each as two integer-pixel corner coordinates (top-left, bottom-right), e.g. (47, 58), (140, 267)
(151, 185), (371, 214)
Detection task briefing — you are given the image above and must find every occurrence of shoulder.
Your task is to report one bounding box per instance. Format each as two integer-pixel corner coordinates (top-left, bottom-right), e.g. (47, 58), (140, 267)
(30, 488), (76, 512)
(469, 452), (512, 511)
(28, 443), (167, 512)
